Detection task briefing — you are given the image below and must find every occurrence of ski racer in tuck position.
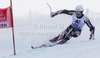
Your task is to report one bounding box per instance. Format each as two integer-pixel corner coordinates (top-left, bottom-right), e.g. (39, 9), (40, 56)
(49, 5), (95, 44)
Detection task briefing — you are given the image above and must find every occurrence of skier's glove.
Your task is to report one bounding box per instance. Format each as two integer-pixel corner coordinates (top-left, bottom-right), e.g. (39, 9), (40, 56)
(50, 10), (63, 18)
(89, 27), (95, 40)
(50, 12), (58, 17)
(51, 12), (55, 17)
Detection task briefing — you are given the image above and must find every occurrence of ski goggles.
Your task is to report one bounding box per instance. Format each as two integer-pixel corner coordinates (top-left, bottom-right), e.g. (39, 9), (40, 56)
(75, 11), (82, 15)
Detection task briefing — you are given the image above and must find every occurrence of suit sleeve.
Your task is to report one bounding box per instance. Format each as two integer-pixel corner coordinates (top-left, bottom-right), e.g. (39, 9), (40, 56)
(84, 17), (95, 34)
(51, 9), (75, 17)
(60, 9), (75, 15)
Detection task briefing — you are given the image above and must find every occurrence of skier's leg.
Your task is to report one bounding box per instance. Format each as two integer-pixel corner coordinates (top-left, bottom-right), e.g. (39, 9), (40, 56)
(57, 25), (73, 44)
(71, 29), (81, 38)
(49, 25), (73, 43)
(60, 28), (81, 44)
(57, 28), (73, 44)
(55, 28), (81, 44)
(49, 29), (66, 43)
(49, 35), (60, 42)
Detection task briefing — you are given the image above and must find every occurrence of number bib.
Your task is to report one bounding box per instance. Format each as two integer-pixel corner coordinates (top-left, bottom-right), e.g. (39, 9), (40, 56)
(72, 13), (87, 30)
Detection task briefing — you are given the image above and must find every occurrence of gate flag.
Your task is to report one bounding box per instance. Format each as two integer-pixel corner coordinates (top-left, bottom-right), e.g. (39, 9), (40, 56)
(0, 6), (13, 28)
(0, 0), (16, 55)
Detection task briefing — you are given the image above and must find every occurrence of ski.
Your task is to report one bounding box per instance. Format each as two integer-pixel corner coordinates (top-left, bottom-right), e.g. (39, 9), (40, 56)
(31, 44), (57, 49)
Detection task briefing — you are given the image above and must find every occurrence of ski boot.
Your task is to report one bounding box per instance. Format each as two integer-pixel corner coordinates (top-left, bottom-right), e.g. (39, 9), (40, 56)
(49, 36), (59, 43)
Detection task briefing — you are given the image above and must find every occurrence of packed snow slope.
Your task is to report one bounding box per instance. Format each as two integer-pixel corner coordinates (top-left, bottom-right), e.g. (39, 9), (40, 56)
(0, 10), (100, 58)
(0, 0), (100, 58)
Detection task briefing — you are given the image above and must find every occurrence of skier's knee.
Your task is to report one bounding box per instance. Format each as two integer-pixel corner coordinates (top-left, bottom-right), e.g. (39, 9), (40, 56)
(71, 30), (81, 38)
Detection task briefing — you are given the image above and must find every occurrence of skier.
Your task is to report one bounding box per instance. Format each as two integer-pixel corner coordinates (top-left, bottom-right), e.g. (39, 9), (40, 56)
(49, 5), (95, 44)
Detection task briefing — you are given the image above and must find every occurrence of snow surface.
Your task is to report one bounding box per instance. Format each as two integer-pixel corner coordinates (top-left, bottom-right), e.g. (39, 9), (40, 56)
(0, 0), (100, 58)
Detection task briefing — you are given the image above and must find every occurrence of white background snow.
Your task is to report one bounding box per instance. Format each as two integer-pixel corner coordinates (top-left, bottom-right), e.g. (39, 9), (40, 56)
(0, 0), (100, 58)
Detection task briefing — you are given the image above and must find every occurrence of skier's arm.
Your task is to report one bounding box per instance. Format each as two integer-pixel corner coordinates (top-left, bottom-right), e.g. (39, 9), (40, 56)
(51, 9), (75, 17)
(61, 10), (75, 15)
(84, 17), (95, 39)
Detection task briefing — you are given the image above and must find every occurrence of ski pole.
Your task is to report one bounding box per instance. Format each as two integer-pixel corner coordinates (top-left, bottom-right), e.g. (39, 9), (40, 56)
(47, 3), (52, 15)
